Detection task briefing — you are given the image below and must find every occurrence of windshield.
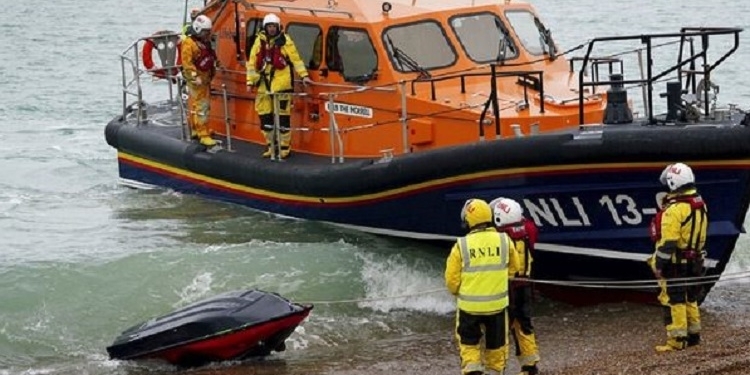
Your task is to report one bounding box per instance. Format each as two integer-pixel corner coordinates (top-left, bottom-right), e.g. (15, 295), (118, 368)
(383, 21), (456, 72)
(505, 10), (557, 57)
(450, 12), (518, 63)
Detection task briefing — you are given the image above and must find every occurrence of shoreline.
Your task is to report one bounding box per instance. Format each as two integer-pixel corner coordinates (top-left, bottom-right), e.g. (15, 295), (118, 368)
(319, 300), (750, 375)
(188, 288), (750, 375)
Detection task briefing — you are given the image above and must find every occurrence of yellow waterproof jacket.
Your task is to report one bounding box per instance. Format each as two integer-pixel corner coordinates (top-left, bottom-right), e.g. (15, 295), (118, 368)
(246, 31), (308, 92)
(510, 236), (533, 278)
(181, 36), (215, 86)
(651, 188), (708, 268)
(498, 221), (536, 279)
(445, 227), (520, 313)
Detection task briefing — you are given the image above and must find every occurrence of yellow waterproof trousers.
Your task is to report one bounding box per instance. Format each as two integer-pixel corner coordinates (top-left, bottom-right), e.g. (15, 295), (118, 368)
(455, 309), (509, 374)
(187, 82), (211, 138)
(509, 284), (540, 369)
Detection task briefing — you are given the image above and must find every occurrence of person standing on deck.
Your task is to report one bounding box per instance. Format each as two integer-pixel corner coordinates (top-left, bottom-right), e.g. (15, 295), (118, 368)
(181, 14), (217, 147)
(445, 198), (521, 375)
(490, 197), (541, 375)
(648, 162), (708, 352)
(246, 13), (313, 159)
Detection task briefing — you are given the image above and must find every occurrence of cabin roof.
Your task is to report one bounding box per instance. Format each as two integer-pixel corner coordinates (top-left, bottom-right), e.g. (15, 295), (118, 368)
(232, 0), (530, 24)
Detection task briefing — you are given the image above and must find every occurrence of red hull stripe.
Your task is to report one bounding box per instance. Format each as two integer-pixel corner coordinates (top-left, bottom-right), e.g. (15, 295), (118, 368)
(146, 309), (311, 364)
(119, 152), (750, 207)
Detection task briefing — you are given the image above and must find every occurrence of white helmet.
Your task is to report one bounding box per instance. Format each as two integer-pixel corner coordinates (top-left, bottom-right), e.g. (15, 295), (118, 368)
(193, 15), (212, 33)
(263, 13), (281, 27)
(490, 197), (524, 227)
(659, 162), (695, 191)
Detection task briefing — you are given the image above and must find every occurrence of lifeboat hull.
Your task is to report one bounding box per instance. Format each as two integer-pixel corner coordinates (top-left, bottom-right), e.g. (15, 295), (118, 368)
(105, 111), (750, 305)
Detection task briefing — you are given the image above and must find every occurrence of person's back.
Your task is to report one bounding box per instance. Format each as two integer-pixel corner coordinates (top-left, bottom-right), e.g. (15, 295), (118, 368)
(446, 198), (520, 375)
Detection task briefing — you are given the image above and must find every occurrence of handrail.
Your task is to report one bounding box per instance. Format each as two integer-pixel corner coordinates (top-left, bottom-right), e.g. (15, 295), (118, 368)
(576, 27), (743, 125)
(118, 33), (183, 126)
(409, 67), (546, 114)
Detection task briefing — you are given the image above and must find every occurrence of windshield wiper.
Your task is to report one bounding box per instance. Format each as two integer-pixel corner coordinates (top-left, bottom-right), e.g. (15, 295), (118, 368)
(534, 17), (557, 59)
(493, 17), (515, 63)
(385, 35), (431, 79)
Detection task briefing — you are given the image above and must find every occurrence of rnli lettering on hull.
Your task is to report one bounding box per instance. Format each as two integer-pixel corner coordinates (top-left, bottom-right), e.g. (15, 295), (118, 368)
(324, 102), (373, 118)
(522, 192), (668, 228)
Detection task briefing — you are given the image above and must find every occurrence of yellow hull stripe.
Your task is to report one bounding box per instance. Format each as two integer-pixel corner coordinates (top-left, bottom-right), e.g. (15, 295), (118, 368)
(119, 151), (750, 204)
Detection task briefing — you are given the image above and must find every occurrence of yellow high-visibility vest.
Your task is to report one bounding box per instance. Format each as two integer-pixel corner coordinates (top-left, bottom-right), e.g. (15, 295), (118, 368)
(456, 229), (511, 313)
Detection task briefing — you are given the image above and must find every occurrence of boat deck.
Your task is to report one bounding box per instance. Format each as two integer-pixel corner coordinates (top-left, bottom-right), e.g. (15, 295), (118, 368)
(127, 100), (380, 168)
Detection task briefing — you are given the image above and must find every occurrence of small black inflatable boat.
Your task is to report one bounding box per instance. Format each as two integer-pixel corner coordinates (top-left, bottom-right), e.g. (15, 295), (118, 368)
(106, 289), (313, 366)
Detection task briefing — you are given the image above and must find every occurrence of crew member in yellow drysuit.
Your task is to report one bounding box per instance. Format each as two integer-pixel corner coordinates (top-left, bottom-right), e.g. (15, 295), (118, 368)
(446, 198), (521, 375)
(648, 162), (707, 352)
(181, 14), (217, 147)
(490, 197), (540, 375)
(246, 13), (312, 158)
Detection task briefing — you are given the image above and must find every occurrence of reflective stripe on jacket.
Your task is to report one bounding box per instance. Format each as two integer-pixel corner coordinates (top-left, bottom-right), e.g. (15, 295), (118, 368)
(445, 227), (518, 313)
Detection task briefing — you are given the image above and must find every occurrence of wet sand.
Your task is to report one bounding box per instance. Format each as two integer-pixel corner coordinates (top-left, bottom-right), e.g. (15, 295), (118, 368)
(188, 287), (750, 375)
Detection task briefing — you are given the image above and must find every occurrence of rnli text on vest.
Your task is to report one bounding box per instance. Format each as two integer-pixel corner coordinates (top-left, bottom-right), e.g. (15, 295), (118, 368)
(469, 247), (502, 258)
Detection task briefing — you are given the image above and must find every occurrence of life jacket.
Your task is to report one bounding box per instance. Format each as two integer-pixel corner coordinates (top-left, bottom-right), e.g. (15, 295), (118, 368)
(498, 218), (537, 278)
(649, 193), (706, 259)
(255, 34), (288, 72)
(192, 37), (216, 72)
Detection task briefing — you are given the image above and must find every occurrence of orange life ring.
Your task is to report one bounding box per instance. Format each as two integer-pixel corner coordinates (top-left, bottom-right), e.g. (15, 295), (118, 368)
(142, 32), (182, 80)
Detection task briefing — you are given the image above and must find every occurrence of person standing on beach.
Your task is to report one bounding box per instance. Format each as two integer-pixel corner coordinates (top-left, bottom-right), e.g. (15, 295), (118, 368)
(490, 197), (541, 375)
(445, 198), (521, 375)
(648, 162), (707, 352)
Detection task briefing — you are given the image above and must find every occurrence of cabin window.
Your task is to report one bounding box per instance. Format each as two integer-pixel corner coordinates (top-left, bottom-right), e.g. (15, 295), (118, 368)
(326, 27), (378, 84)
(383, 21), (456, 72)
(286, 23), (323, 69)
(449, 12), (518, 63)
(245, 18), (263, 58)
(505, 10), (557, 57)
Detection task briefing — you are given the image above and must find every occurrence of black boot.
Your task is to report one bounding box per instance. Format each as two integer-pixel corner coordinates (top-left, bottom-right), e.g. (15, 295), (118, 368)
(687, 333), (701, 347)
(521, 365), (539, 375)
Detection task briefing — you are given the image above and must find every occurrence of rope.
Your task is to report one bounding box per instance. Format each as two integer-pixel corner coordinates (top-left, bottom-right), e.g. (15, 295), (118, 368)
(293, 270), (750, 305)
(297, 288), (446, 305)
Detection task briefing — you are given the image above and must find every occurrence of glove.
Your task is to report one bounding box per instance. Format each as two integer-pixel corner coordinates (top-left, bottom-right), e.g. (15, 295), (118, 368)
(194, 77), (203, 86)
(302, 76), (313, 86)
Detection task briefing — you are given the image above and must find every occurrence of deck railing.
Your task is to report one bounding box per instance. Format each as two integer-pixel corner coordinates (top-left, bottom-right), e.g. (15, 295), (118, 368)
(575, 27), (742, 125)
